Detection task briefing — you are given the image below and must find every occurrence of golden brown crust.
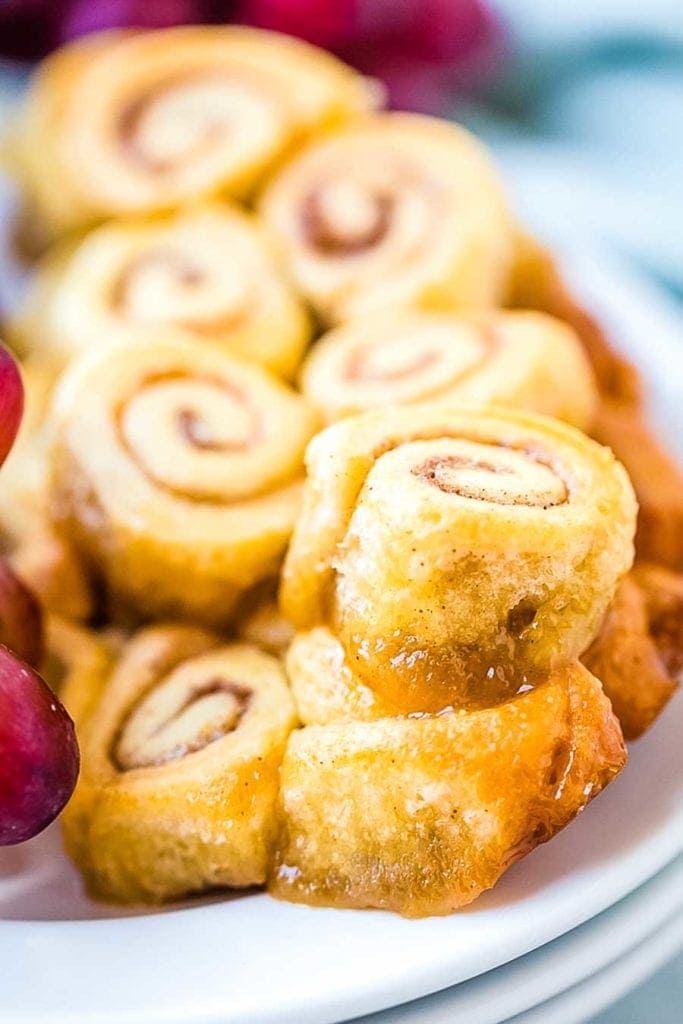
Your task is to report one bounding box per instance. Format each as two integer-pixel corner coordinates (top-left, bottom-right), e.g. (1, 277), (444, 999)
(62, 624), (298, 903)
(632, 563), (683, 679)
(271, 663), (626, 917)
(281, 405), (637, 714)
(591, 400), (683, 571)
(49, 335), (318, 627)
(10, 26), (376, 242)
(507, 233), (641, 405)
(583, 572), (679, 740)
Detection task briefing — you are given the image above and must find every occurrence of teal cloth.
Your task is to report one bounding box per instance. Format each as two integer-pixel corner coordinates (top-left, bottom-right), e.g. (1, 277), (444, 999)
(464, 1), (683, 303)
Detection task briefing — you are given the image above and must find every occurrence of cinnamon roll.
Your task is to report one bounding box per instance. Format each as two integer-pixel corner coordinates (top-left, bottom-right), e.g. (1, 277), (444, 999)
(62, 625), (297, 902)
(286, 626), (393, 726)
(12, 204), (311, 379)
(271, 663), (626, 917)
(259, 113), (515, 323)
(49, 335), (318, 627)
(0, 355), (55, 542)
(8, 26), (376, 244)
(281, 406), (637, 713)
(42, 616), (115, 731)
(234, 585), (295, 658)
(508, 232), (641, 404)
(583, 569), (680, 740)
(592, 400), (683, 571)
(0, 355), (95, 621)
(301, 309), (597, 428)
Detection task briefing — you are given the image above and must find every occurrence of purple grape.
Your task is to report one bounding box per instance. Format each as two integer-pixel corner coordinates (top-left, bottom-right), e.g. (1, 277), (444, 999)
(0, 646), (79, 845)
(0, 345), (23, 468)
(0, 559), (43, 666)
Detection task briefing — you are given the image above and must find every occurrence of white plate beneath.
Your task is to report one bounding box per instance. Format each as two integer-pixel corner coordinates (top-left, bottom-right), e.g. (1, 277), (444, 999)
(1, 248), (682, 1024)
(508, 905), (683, 1024)
(353, 854), (683, 1024)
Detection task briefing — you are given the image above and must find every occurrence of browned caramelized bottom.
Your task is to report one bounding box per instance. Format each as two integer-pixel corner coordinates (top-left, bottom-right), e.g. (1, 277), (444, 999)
(583, 567), (681, 739)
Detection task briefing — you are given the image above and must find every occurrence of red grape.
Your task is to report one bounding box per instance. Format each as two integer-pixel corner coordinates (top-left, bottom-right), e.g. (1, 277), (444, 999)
(0, 558), (43, 666)
(0, 345), (23, 468)
(0, 646), (79, 845)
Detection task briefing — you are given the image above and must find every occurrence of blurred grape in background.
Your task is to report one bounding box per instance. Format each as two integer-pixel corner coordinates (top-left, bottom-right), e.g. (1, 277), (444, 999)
(0, 0), (501, 109)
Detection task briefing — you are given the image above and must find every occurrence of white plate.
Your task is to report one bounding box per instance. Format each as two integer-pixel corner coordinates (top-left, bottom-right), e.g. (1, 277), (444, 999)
(1, 248), (682, 1024)
(353, 855), (683, 1023)
(507, 906), (683, 1024)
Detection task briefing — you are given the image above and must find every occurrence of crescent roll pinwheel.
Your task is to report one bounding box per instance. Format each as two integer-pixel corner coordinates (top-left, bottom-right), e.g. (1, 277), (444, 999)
(62, 624), (297, 903)
(281, 405), (637, 715)
(272, 404), (635, 915)
(41, 616), (116, 731)
(271, 663), (625, 917)
(0, 354), (95, 621)
(234, 585), (296, 657)
(49, 335), (318, 627)
(259, 113), (515, 323)
(10, 204), (311, 379)
(301, 309), (597, 429)
(8, 26), (376, 245)
(583, 564), (682, 739)
(592, 400), (683, 572)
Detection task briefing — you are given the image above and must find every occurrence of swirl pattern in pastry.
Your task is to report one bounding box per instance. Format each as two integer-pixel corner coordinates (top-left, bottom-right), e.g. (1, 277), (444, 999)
(11, 204), (311, 379)
(9, 26), (376, 241)
(62, 625), (297, 902)
(50, 335), (318, 626)
(301, 309), (597, 429)
(281, 405), (637, 713)
(259, 113), (515, 322)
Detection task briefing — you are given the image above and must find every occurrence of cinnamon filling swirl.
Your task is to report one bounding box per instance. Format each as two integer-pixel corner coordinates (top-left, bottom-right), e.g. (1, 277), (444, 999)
(345, 345), (438, 384)
(303, 182), (394, 255)
(413, 442), (568, 508)
(118, 373), (263, 500)
(118, 72), (275, 175)
(110, 249), (250, 331)
(342, 322), (494, 387)
(114, 676), (252, 769)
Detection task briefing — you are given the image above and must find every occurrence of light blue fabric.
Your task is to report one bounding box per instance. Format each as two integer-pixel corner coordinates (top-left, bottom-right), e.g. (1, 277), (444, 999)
(466, 1), (683, 301)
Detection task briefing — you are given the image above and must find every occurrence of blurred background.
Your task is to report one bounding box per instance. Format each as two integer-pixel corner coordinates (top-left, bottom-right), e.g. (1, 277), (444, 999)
(0, 2), (680, 1020)
(0, 0), (682, 300)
